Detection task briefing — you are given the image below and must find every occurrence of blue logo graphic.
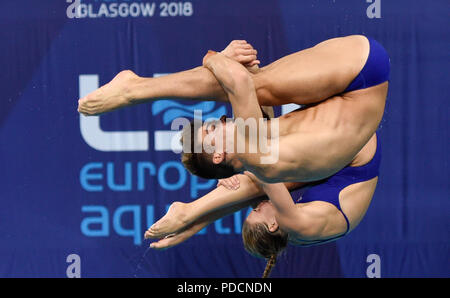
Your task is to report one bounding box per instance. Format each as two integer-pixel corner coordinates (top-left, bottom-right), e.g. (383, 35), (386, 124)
(152, 100), (227, 125)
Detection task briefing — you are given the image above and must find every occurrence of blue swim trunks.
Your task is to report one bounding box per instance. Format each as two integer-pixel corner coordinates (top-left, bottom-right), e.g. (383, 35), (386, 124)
(344, 37), (390, 93)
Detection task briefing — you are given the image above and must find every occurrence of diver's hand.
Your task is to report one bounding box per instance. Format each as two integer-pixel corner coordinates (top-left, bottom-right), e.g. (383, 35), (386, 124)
(221, 40), (260, 67)
(217, 175), (240, 190)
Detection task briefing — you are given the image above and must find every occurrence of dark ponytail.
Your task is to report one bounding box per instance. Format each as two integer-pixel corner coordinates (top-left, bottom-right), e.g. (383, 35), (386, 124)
(262, 255), (277, 278)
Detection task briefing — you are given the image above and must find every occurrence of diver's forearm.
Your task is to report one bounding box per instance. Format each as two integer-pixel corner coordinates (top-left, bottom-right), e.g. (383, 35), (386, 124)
(203, 52), (243, 95)
(203, 53), (258, 104)
(261, 183), (297, 216)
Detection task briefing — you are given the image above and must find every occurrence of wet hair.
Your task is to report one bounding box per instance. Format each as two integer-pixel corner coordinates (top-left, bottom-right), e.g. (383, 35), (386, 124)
(180, 120), (238, 179)
(242, 220), (288, 278)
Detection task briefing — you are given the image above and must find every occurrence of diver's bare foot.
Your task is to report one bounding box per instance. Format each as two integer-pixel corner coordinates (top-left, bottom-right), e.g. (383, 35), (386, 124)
(77, 70), (139, 115)
(144, 202), (191, 239)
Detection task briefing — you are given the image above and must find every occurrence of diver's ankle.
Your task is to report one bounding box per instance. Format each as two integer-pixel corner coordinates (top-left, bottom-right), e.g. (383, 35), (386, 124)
(116, 70), (140, 105)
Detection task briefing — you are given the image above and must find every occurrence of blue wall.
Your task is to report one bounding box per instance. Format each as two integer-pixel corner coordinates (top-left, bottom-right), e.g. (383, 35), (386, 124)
(0, 0), (448, 277)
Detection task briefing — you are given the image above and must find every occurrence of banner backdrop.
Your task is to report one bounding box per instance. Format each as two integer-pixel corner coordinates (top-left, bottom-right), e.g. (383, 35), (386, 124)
(0, 0), (448, 277)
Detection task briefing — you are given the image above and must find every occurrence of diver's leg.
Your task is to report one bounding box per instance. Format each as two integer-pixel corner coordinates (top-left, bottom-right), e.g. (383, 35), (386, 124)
(122, 35), (371, 109)
(252, 35), (371, 106)
(78, 67), (228, 115)
(78, 35), (371, 115)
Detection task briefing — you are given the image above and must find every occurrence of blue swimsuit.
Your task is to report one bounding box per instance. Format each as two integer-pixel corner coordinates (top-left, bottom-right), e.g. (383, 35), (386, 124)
(293, 134), (381, 245)
(344, 36), (390, 93)
(291, 36), (389, 245)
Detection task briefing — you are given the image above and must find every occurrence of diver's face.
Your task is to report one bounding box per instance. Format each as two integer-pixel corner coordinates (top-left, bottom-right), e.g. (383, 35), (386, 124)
(197, 115), (233, 156)
(245, 200), (278, 231)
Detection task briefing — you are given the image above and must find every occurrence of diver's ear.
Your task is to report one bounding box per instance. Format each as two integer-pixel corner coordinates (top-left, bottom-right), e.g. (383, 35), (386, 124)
(268, 220), (279, 233)
(212, 153), (225, 164)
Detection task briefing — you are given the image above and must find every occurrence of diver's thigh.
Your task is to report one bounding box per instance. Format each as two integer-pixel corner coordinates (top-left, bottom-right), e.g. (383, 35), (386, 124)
(254, 35), (370, 106)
